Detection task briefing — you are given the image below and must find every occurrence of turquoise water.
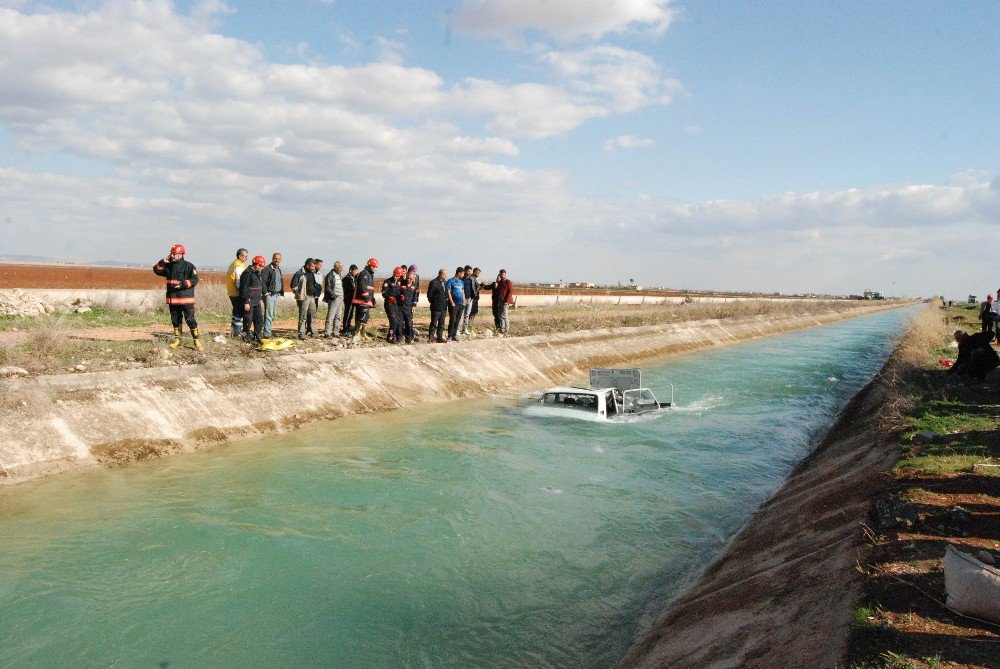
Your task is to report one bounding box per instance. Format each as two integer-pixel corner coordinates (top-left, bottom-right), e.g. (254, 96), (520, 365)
(0, 307), (917, 668)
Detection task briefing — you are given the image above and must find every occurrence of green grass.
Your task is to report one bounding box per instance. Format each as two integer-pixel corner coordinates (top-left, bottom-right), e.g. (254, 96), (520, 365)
(853, 605), (879, 628)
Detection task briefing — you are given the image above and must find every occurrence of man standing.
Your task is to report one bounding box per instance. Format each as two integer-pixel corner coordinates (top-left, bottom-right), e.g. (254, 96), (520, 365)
(341, 264), (358, 336)
(484, 269), (514, 336)
(426, 268), (449, 343)
(351, 258), (379, 341)
(980, 295), (994, 333)
(153, 244), (202, 350)
(323, 260), (345, 338)
(382, 267), (400, 343)
(459, 264), (475, 335)
(399, 267), (419, 344)
(240, 255), (266, 344)
(226, 248), (248, 338)
(310, 259), (324, 335)
(446, 266), (466, 342)
(468, 267), (483, 332)
(291, 258), (321, 339)
(260, 252), (283, 339)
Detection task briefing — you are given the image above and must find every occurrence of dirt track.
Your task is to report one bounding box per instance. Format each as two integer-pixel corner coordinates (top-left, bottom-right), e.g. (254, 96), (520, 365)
(0, 263), (227, 289)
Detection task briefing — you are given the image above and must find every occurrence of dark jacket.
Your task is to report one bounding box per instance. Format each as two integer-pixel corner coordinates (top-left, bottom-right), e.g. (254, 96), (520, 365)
(427, 277), (448, 310)
(343, 273), (356, 302)
(399, 279), (418, 309)
(951, 331), (1000, 377)
(383, 277), (402, 306)
(239, 267), (264, 307)
(486, 278), (514, 305)
(260, 264), (283, 296)
(462, 276), (474, 300)
(153, 258), (198, 305)
(323, 270), (343, 302)
(469, 276), (481, 301)
(353, 266), (376, 307)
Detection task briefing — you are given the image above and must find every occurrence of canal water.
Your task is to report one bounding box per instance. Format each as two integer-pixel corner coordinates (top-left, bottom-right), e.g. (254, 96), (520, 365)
(0, 307), (916, 668)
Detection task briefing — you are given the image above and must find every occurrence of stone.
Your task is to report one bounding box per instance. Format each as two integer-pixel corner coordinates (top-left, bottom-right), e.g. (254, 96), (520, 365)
(977, 550), (996, 566)
(871, 495), (919, 531)
(75, 306), (91, 314)
(912, 430), (944, 444)
(0, 366), (29, 378)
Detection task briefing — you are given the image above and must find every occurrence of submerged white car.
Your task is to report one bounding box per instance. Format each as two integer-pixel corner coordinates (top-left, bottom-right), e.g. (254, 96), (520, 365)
(523, 369), (672, 422)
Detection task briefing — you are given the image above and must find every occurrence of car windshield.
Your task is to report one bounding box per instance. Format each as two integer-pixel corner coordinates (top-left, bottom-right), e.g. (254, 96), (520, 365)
(622, 388), (658, 412)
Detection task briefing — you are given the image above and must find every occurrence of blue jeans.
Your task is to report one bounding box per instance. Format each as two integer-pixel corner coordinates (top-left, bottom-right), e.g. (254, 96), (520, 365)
(263, 294), (279, 338)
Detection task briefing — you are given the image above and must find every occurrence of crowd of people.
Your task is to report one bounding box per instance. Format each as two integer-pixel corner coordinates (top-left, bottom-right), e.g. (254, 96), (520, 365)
(154, 245), (515, 349)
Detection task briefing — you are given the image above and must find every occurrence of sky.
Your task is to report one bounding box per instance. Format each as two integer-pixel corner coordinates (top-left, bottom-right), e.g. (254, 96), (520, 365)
(0, 0), (997, 298)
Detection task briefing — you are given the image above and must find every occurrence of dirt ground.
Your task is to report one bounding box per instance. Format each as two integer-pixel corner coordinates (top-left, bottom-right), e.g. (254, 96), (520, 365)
(0, 262), (227, 289)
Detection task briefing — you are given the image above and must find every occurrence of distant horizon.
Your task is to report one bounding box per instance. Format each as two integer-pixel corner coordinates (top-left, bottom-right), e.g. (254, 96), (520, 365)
(0, 255), (917, 299)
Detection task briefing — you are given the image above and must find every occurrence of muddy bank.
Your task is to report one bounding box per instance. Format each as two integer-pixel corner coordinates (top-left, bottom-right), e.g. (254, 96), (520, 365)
(617, 324), (911, 668)
(0, 304), (897, 487)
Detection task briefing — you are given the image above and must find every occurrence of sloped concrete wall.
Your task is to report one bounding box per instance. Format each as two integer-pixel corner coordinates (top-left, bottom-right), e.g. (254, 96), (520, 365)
(0, 304), (898, 486)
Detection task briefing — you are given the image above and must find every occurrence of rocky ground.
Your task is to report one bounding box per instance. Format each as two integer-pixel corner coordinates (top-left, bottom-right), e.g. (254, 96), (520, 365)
(846, 304), (1000, 669)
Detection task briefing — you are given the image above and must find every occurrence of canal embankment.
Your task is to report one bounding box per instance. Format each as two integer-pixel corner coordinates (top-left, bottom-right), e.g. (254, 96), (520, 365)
(0, 303), (900, 486)
(617, 303), (1000, 669)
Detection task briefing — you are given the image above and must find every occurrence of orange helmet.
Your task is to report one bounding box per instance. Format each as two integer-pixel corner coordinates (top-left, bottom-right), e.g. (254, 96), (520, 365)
(170, 244), (186, 255)
(368, 257), (379, 269)
(252, 255), (266, 267)
(393, 266), (404, 278)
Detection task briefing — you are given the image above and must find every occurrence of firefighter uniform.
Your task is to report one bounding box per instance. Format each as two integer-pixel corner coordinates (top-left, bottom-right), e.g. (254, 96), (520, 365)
(154, 253), (201, 349)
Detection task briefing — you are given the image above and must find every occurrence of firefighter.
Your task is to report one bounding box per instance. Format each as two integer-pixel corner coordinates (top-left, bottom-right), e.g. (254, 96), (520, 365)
(240, 255), (266, 344)
(383, 266), (404, 343)
(153, 244), (201, 350)
(382, 267), (402, 343)
(398, 267), (419, 344)
(351, 258), (379, 342)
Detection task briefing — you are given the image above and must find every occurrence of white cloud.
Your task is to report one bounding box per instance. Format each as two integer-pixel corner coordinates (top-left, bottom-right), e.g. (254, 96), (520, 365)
(604, 135), (655, 152)
(454, 0), (676, 41)
(1, 2), (996, 298)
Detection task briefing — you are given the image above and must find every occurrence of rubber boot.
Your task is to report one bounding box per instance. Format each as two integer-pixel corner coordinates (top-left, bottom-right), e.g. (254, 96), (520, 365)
(169, 327), (181, 349)
(192, 328), (203, 351)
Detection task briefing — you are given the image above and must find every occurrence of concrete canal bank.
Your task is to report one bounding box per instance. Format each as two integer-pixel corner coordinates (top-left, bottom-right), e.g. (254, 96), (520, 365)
(0, 303), (899, 486)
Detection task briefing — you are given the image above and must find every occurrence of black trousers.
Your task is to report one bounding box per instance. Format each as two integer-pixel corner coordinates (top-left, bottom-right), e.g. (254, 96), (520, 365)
(354, 305), (371, 330)
(429, 307), (446, 340)
(243, 304), (263, 342)
(169, 304), (198, 330)
(447, 303), (463, 340)
(342, 301), (355, 334)
(385, 302), (400, 341)
(398, 305), (414, 342)
(229, 296), (243, 334)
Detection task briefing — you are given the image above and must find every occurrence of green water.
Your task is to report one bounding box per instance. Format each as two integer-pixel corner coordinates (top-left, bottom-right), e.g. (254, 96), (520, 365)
(0, 307), (917, 668)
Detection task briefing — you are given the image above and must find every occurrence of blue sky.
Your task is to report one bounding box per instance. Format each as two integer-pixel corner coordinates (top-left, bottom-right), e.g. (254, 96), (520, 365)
(0, 0), (997, 298)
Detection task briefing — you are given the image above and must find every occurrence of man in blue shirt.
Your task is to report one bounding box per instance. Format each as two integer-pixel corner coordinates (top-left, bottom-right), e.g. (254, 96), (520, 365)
(445, 266), (466, 342)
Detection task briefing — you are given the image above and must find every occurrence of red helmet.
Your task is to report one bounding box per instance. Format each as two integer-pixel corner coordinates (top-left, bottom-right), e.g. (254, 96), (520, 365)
(252, 255), (266, 267)
(368, 257), (379, 269)
(170, 244), (186, 255)
(393, 266), (404, 278)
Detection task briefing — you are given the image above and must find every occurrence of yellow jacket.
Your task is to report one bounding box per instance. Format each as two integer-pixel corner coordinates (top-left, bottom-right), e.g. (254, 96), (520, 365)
(226, 258), (247, 297)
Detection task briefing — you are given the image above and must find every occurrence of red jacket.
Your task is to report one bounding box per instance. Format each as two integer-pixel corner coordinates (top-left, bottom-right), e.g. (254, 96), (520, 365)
(488, 279), (513, 305)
